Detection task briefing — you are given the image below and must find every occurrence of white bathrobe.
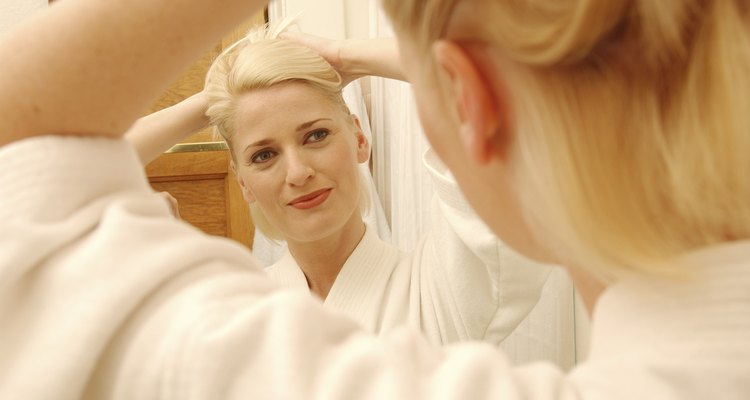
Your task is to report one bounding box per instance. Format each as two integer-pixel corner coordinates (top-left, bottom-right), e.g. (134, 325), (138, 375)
(1, 136), (749, 400)
(267, 150), (551, 345)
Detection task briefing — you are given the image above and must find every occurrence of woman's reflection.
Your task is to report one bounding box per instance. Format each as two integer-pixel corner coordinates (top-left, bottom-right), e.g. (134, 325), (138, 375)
(129, 23), (552, 346)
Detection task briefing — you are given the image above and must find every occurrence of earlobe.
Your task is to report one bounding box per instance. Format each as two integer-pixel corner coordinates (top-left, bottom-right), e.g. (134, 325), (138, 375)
(432, 40), (506, 165)
(230, 160), (256, 204)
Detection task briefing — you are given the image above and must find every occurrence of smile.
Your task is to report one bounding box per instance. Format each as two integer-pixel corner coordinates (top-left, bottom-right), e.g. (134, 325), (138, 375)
(287, 188), (332, 210)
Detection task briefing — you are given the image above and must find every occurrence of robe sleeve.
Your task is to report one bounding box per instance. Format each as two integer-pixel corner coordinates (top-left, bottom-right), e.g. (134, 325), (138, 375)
(410, 148), (552, 344)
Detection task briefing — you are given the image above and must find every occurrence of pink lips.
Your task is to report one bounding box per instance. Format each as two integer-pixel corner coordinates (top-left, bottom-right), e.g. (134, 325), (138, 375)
(288, 188), (332, 210)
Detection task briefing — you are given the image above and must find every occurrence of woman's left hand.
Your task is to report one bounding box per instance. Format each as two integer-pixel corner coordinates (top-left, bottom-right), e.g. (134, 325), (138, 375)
(157, 191), (182, 220)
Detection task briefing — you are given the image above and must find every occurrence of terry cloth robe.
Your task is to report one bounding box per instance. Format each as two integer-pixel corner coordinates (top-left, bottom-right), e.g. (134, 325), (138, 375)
(267, 149), (552, 346)
(1, 136), (748, 399)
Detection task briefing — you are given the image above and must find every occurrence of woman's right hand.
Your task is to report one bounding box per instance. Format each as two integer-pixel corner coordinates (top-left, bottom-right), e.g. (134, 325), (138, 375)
(281, 32), (405, 85)
(280, 32), (359, 85)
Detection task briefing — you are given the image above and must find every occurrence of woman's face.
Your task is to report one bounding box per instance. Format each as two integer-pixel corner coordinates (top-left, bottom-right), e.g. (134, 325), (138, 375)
(230, 82), (369, 243)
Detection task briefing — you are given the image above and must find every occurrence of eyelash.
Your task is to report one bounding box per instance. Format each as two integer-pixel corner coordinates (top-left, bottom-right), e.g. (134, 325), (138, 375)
(305, 129), (330, 144)
(250, 150), (276, 164)
(249, 129), (331, 165)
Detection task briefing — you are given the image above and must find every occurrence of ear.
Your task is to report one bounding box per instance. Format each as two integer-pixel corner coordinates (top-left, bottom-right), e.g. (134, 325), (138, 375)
(230, 160), (256, 204)
(351, 115), (371, 164)
(432, 40), (507, 165)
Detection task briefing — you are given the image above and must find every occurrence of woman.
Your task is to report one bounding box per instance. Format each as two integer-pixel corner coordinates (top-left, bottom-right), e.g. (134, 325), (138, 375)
(2, 0), (747, 398)
(377, 0), (750, 396)
(127, 23), (551, 346)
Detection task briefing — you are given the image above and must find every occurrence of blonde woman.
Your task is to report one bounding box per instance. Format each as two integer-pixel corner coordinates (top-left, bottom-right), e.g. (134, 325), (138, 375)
(1, 0), (748, 399)
(377, 0), (750, 396)
(126, 24), (551, 347)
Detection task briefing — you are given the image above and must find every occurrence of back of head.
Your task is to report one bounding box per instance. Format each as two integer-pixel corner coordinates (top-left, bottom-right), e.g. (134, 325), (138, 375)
(383, 0), (750, 279)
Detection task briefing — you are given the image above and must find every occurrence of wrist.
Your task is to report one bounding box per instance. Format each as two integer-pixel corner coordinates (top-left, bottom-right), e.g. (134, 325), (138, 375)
(338, 39), (369, 83)
(185, 92), (211, 131)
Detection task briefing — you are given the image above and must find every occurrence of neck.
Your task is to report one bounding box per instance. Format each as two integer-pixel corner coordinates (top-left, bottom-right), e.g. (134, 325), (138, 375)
(566, 264), (607, 315)
(287, 214), (366, 300)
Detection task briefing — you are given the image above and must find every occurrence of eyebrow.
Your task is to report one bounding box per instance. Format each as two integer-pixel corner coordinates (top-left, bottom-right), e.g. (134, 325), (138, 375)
(296, 118), (331, 132)
(242, 118), (332, 155)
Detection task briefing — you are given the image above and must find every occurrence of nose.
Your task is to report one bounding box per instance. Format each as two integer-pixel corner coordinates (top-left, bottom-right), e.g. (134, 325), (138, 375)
(284, 150), (315, 186)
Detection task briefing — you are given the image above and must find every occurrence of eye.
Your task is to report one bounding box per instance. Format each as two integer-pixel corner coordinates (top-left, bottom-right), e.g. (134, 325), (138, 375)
(251, 150), (276, 164)
(305, 129), (329, 144)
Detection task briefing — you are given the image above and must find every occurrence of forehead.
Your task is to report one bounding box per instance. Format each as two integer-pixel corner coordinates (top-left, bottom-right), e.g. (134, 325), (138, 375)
(233, 82), (345, 143)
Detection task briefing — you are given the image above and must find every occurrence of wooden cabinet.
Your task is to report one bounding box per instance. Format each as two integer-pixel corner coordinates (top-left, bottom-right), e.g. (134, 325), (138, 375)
(145, 12), (265, 249)
(147, 147), (254, 249)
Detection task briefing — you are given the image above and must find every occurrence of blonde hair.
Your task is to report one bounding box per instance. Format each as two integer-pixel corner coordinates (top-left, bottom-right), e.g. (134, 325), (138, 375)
(205, 21), (371, 241)
(383, 0), (750, 279)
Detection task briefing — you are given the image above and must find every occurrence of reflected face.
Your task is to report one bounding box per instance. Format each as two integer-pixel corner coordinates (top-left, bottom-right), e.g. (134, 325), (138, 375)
(396, 35), (553, 264)
(231, 82), (369, 243)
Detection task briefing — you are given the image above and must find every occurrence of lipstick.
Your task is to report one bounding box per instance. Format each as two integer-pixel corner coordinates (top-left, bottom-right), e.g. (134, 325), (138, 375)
(288, 188), (332, 210)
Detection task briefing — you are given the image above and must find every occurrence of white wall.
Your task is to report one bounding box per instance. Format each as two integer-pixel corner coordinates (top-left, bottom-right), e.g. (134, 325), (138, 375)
(0, 0), (47, 36)
(269, 0), (370, 39)
(343, 0), (370, 38)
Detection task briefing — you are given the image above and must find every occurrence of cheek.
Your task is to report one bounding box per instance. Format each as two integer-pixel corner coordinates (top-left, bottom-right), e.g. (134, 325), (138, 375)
(322, 145), (361, 191)
(325, 139), (359, 169)
(244, 172), (279, 205)
(413, 90), (462, 167)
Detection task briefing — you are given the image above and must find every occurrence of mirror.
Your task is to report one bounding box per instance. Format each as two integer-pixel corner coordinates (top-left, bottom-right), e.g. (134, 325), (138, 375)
(4, 0), (581, 371)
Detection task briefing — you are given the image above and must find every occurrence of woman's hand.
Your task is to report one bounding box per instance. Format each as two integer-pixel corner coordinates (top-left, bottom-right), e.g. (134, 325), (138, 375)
(157, 191), (182, 220)
(281, 32), (406, 85)
(280, 32), (358, 85)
